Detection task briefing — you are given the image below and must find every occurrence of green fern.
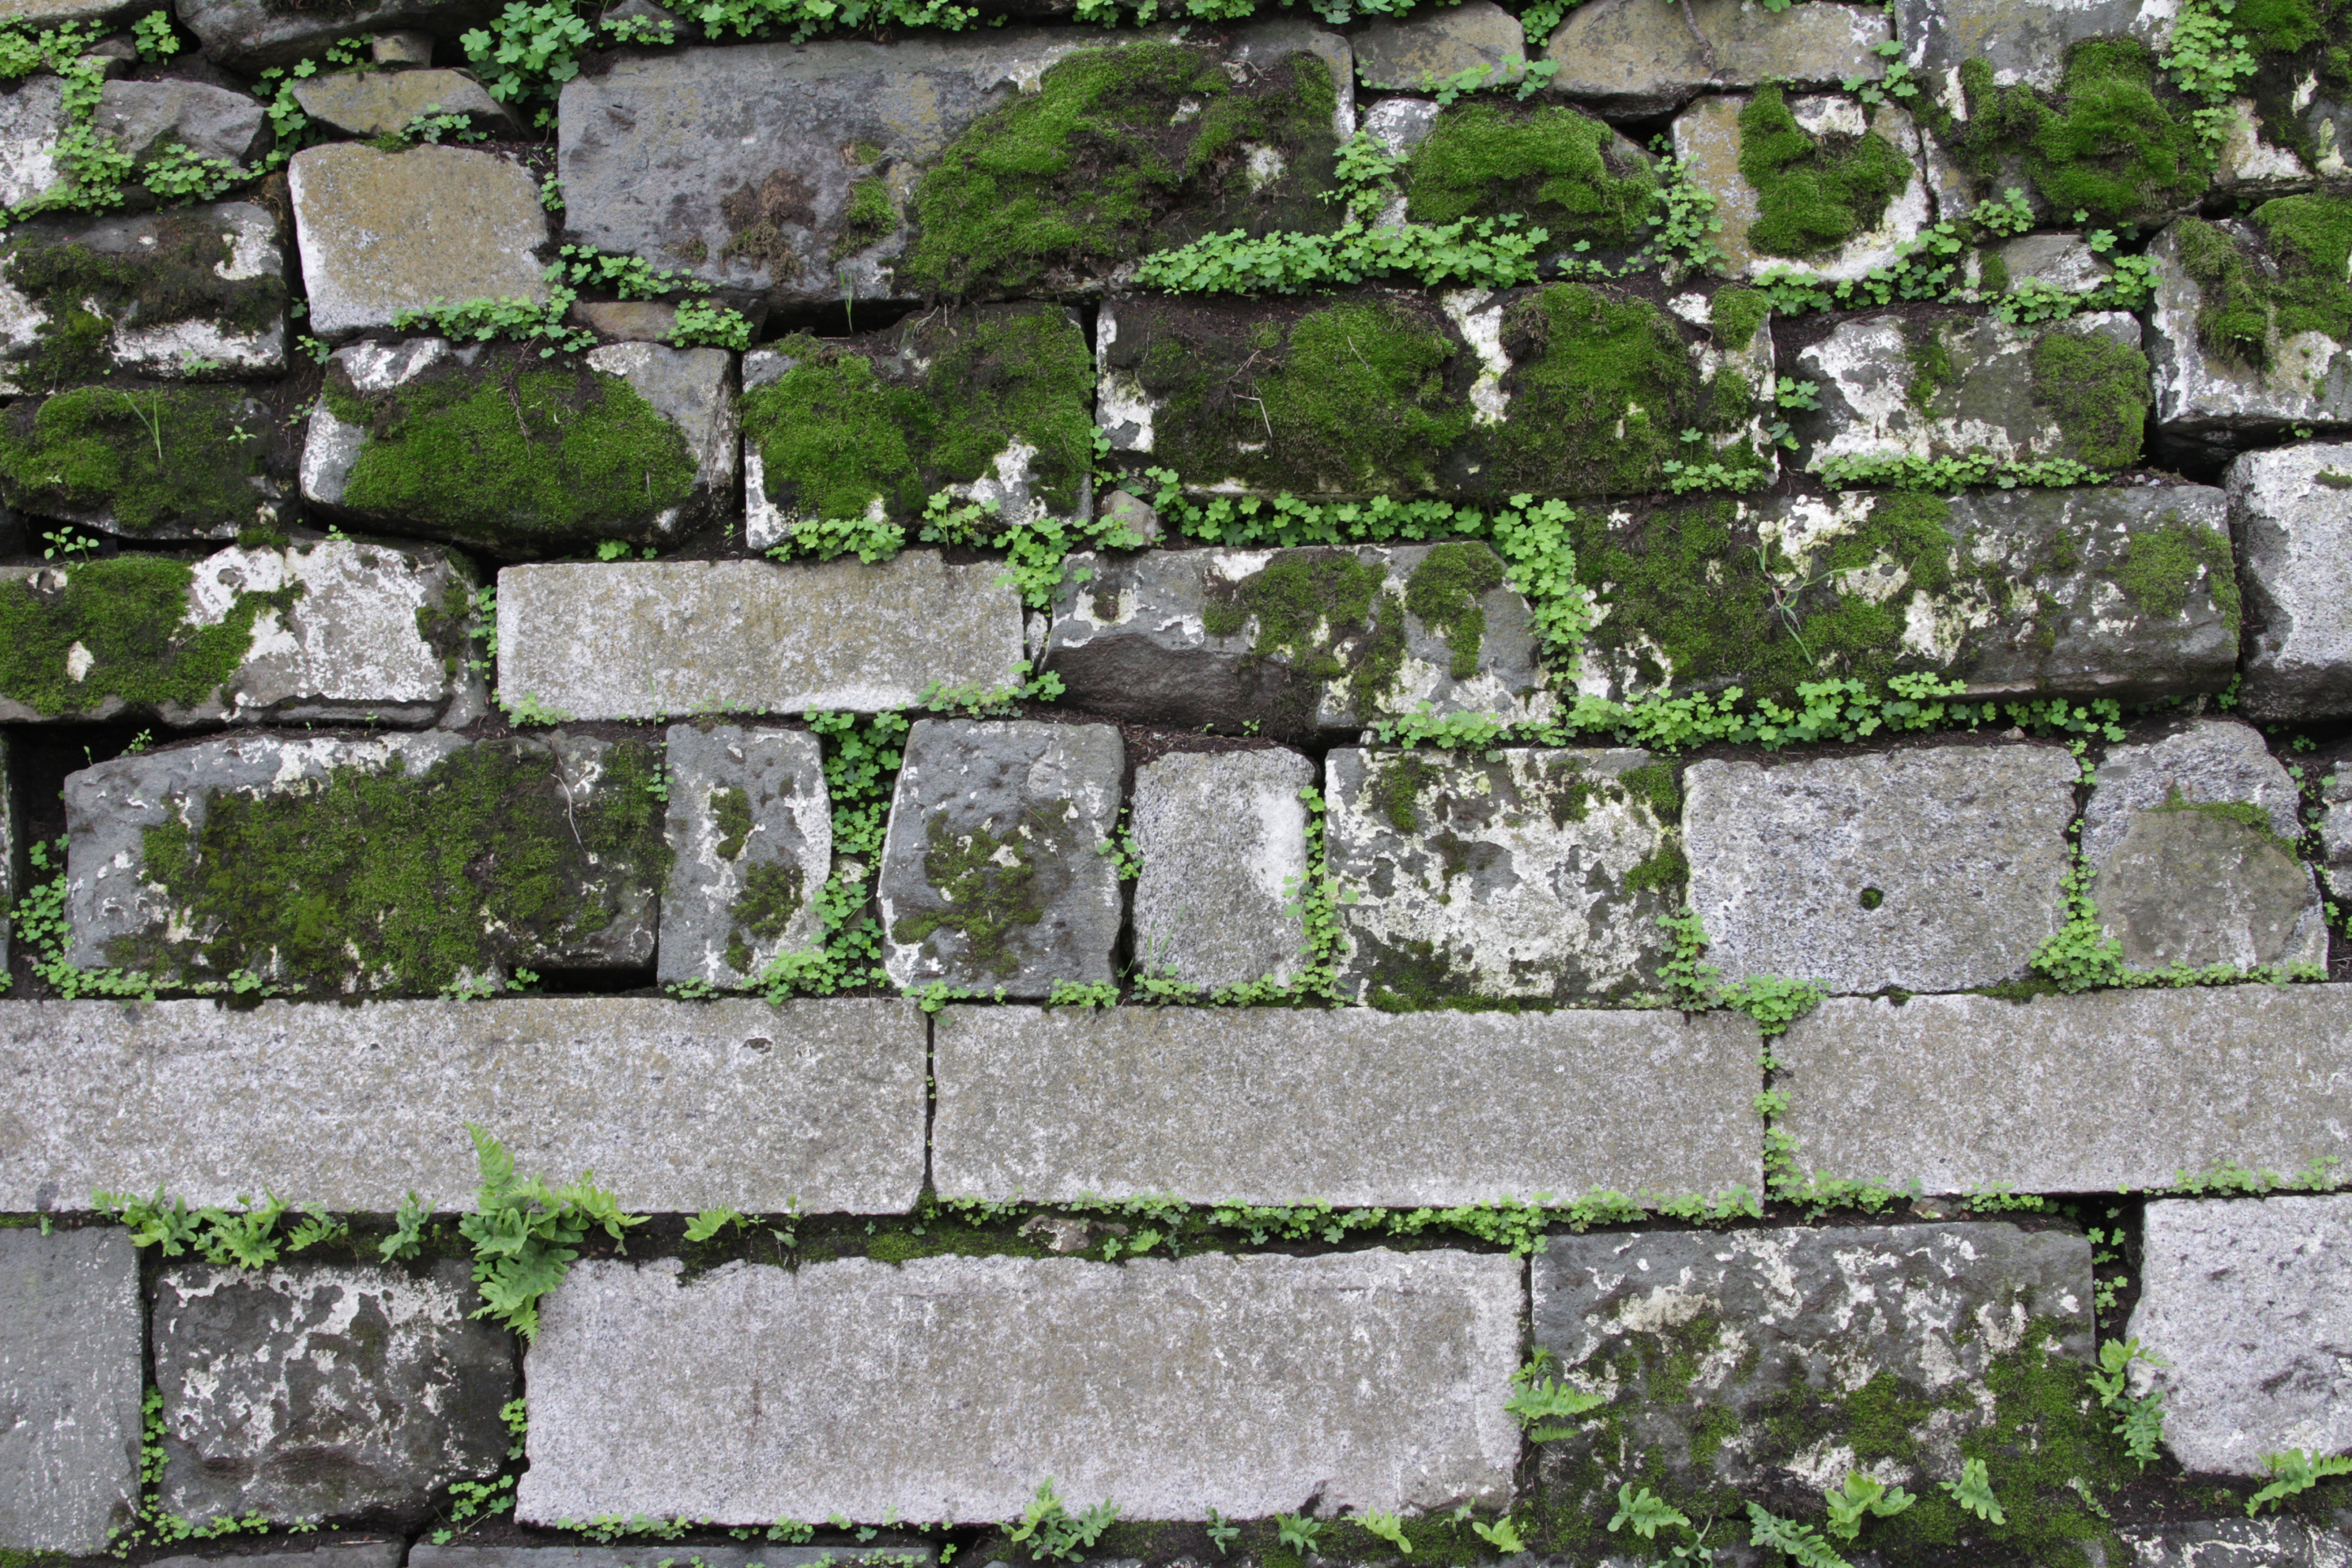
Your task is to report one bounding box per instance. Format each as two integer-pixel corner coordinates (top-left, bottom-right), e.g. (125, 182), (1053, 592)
(2247, 1449), (2352, 1516)
(1940, 1457), (2006, 1524)
(456, 1124), (645, 1340)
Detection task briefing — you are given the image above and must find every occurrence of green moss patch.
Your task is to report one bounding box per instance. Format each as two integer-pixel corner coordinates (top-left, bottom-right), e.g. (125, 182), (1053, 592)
(1204, 546), (1406, 721)
(0, 555), (297, 718)
(2027, 326), (2150, 471)
(1943, 43), (2207, 226)
(1403, 540), (1505, 678)
(2176, 196), (2352, 369)
(891, 811), (1055, 978)
(1403, 101), (1658, 248)
(2116, 516), (2240, 631)
(0, 385), (275, 534)
(2, 215), (287, 392)
(1737, 84), (1913, 259)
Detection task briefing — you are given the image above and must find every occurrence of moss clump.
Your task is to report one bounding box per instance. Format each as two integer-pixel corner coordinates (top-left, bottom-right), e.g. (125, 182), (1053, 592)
(1708, 286), (1770, 350)
(905, 42), (1338, 297)
(2116, 517), (2240, 631)
(1402, 541), (1504, 677)
(2028, 326), (2150, 470)
(728, 859), (806, 971)
(1906, 328), (1955, 412)
(710, 785), (753, 861)
(1205, 547), (1408, 719)
(0, 556), (298, 718)
(2, 216), (288, 392)
(891, 812), (1052, 977)
(2186, 193), (2352, 367)
(1402, 102), (1658, 246)
(1945, 44), (2207, 225)
(1371, 751), (1442, 833)
(831, 176), (894, 260)
(132, 739), (668, 994)
(1737, 84), (1913, 259)
(0, 385), (274, 534)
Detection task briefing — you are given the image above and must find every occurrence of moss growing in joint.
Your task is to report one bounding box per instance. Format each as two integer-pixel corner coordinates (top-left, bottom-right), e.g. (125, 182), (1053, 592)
(1708, 285), (1770, 351)
(0, 385), (275, 534)
(1402, 101), (1658, 246)
(2116, 517), (2240, 631)
(1737, 83), (1913, 259)
(2028, 326), (2150, 471)
(1402, 541), (1504, 678)
(891, 812), (1050, 977)
(2, 216), (288, 392)
(0, 556), (298, 717)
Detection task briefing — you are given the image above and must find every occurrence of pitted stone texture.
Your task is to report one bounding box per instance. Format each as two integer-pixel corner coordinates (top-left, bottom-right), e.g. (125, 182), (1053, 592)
(0, 1229), (141, 1552)
(2084, 718), (2325, 973)
(2129, 1195), (2352, 1477)
(498, 555), (1026, 719)
(2148, 220), (2352, 443)
(1544, 0), (1890, 119)
(2122, 1518), (2352, 1566)
(1128, 747), (1313, 990)
(659, 724), (833, 989)
(1774, 988), (2352, 1193)
(2232, 443), (2352, 720)
(517, 1250), (1521, 1523)
(877, 720), (1122, 996)
(0, 997), (926, 1212)
(1363, 96), (1442, 155)
(1326, 747), (1681, 1005)
(1355, 0), (1524, 91)
(0, 76), (71, 210)
(155, 1261), (516, 1526)
(932, 1005), (1762, 1206)
(0, 734), (13, 973)
(291, 69), (515, 137)
(180, 0), (486, 68)
(1045, 544), (1553, 738)
(1533, 1222), (2092, 1513)
(290, 145), (548, 337)
(1896, 0), (2174, 93)
(95, 79), (270, 176)
(1671, 93), (1931, 281)
(1683, 743), (2077, 994)
(1993, 232), (2115, 293)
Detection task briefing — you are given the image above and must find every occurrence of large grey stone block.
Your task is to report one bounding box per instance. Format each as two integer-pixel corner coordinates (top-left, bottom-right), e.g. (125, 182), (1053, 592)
(2129, 1194), (2352, 1477)
(496, 555), (1028, 720)
(414, 1550), (931, 1568)
(2233, 442), (2352, 719)
(291, 69), (515, 138)
(289, 145), (548, 338)
(1545, 0), (1890, 118)
(933, 1004), (1761, 1206)
(0, 1229), (142, 1552)
(516, 1250), (1521, 1523)
(179, 0), (486, 69)
(659, 723), (832, 989)
(0, 76), (71, 212)
(1326, 747), (1681, 1005)
(2148, 218), (2352, 444)
(95, 79), (271, 179)
(2121, 1518), (2352, 1567)
(1128, 747), (1314, 990)
(0, 997), (927, 1213)
(877, 719), (1122, 997)
(1683, 743), (2078, 994)
(1671, 93), (1931, 282)
(1896, 0), (2173, 93)
(1355, 0), (1524, 91)
(155, 1260), (517, 1525)
(1773, 988), (2352, 1193)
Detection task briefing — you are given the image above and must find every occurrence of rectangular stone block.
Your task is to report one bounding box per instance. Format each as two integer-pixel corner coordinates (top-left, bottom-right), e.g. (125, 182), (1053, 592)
(0, 997), (926, 1213)
(497, 554), (1027, 720)
(0, 1229), (142, 1552)
(1128, 747), (1314, 991)
(659, 724), (832, 989)
(2149, 212), (2352, 447)
(516, 1250), (1521, 1523)
(2231, 442), (2352, 720)
(932, 1005), (1763, 1206)
(289, 145), (549, 338)
(1773, 988), (2352, 1193)
(415, 1550), (931, 1568)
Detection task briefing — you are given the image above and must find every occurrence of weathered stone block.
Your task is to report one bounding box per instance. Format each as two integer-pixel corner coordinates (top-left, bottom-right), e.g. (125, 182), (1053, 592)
(2231, 442), (2352, 719)
(1355, 0), (1525, 91)
(302, 336), (735, 551)
(1683, 743), (2077, 994)
(1545, 0), (1890, 119)
(1044, 543), (1553, 738)
(496, 554), (1028, 719)
(516, 1251), (1520, 1522)
(1128, 747), (1312, 990)
(0, 382), (292, 539)
(289, 144), (548, 337)
(1397, 100), (1660, 258)
(65, 730), (665, 993)
(93, 79), (270, 181)
(1773, 988), (2352, 1192)
(2147, 209), (2352, 446)
(291, 68), (516, 138)
(0, 537), (483, 727)
(0, 76), (71, 210)
(0, 0), (145, 26)
(1532, 1222), (2092, 1528)
(0, 731), (15, 975)
(877, 718), (1121, 996)
(0, 997), (927, 1212)
(2120, 1517), (2352, 1567)
(2129, 1195), (2352, 1477)
(1991, 231), (2115, 293)
(179, 0), (486, 69)
(1895, 0), (2173, 93)
(659, 723), (831, 989)
(0, 1229), (142, 1553)
(1326, 747), (1682, 1005)
(1672, 92), (1931, 281)
(931, 1004), (1763, 1205)
(2085, 718), (2326, 974)
(155, 1261), (516, 1526)
(414, 1550), (930, 1568)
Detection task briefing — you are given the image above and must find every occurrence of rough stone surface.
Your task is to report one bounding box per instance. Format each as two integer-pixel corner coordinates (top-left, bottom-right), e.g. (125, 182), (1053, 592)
(0, 1229), (142, 1552)
(2084, 718), (2326, 973)
(1532, 1222), (2092, 1514)
(1994, 231), (2114, 292)
(931, 1005), (1763, 1205)
(568, 299), (676, 342)
(2232, 442), (2352, 720)
(0, 731), (14, 975)
(0, 76), (71, 210)
(289, 145), (548, 337)
(291, 68), (514, 137)
(1362, 95), (1442, 155)
(155, 1260), (517, 1525)
(2121, 1519), (2352, 1567)
(1127, 747), (1312, 990)
(658, 723), (832, 989)
(496, 554), (1028, 719)
(2147, 220), (2352, 443)
(1896, 0), (2174, 93)
(2324, 760), (2352, 897)
(2129, 1194), (2352, 1477)
(1773, 988), (2352, 1192)
(178, 0), (486, 69)
(0, 997), (927, 1212)
(153, 1544), (406, 1568)
(415, 1551), (930, 1568)
(877, 719), (1122, 996)
(1545, 0), (1890, 119)
(373, 30), (436, 65)
(1045, 544), (1554, 738)
(1354, 0), (1525, 91)
(1326, 747), (1682, 1005)
(1683, 743), (2077, 994)
(516, 1250), (1522, 1522)
(1672, 93), (1930, 280)
(95, 78), (271, 173)
(0, 0), (141, 25)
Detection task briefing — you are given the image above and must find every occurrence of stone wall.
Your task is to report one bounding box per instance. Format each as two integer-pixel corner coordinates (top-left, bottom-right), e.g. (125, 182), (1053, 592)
(4, 0), (2352, 1561)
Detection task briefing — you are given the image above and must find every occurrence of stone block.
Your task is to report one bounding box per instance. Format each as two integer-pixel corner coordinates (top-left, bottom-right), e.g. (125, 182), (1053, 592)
(742, 304), (1090, 550)
(1128, 747), (1312, 989)
(0, 1229), (142, 1552)
(1992, 231), (2114, 293)
(2147, 212), (2352, 447)
(1355, 0), (1524, 91)
(2324, 760), (2352, 897)
(1531, 1222), (2092, 1522)
(303, 336), (735, 552)
(415, 1551), (930, 1568)
(0, 382), (293, 540)
(179, 0), (486, 69)
(2120, 1518), (2352, 1567)
(567, 299), (674, 342)
(1045, 543), (1554, 738)
(155, 1260), (517, 1525)
(289, 144), (548, 337)
(0, 537), (484, 726)
(516, 1250), (1521, 1522)
(1325, 747), (1682, 1005)
(291, 68), (516, 138)
(2231, 442), (2352, 719)
(0, 731), (14, 975)
(64, 730), (666, 993)
(1683, 742), (2077, 994)
(877, 718), (1122, 996)
(94, 79), (270, 178)
(659, 723), (832, 989)
(495, 554), (1028, 720)
(0, 0), (143, 25)
(1546, 0), (1889, 118)
(154, 1544), (406, 1568)
(0, 997), (927, 1212)
(1895, 0), (2172, 93)
(931, 1004), (1763, 1206)
(1672, 92), (1932, 281)
(2129, 1194), (2352, 1477)
(0, 76), (71, 210)
(2085, 718), (2325, 973)
(1363, 96), (1441, 155)
(372, 30), (435, 65)
(1772, 987), (2352, 1192)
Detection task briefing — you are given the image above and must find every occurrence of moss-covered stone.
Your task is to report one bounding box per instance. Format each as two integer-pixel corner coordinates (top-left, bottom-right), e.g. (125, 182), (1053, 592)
(2027, 324), (2151, 470)
(1402, 101), (1658, 248)
(0, 384), (282, 537)
(2176, 196), (2352, 369)
(1736, 83), (1914, 259)
(0, 557), (296, 721)
(2117, 518), (2241, 634)
(1940, 42), (2209, 226)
